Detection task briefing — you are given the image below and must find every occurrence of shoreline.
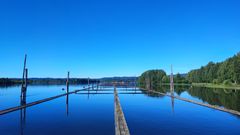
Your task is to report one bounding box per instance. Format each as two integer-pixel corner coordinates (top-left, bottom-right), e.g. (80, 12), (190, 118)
(162, 83), (240, 90)
(191, 83), (240, 90)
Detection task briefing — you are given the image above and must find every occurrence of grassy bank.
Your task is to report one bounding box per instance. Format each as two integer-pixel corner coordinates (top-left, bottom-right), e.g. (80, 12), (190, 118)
(191, 83), (240, 90)
(162, 83), (191, 86)
(162, 83), (240, 90)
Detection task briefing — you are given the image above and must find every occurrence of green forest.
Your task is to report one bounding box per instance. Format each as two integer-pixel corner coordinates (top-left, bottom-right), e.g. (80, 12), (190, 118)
(187, 52), (240, 85)
(138, 70), (166, 90)
(138, 52), (240, 89)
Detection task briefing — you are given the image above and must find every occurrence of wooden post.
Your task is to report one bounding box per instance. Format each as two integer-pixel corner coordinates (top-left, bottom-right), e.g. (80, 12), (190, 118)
(21, 55), (27, 96)
(66, 72), (70, 93)
(135, 76), (137, 90)
(88, 77), (90, 90)
(21, 54), (27, 89)
(25, 68), (28, 89)
(170, 65), (174, 94)
(92, 82), (94, 90)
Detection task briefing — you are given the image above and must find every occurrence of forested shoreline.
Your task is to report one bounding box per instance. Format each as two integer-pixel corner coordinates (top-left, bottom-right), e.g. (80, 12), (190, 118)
(0, 77), (137, 87)
(0, 78), (99, 87)
(138, 52), (240, 89)
(187, 53), (240, 85)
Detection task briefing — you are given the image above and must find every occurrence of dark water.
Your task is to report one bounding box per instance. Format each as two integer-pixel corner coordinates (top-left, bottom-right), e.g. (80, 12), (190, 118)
(0, 85), (239, 135)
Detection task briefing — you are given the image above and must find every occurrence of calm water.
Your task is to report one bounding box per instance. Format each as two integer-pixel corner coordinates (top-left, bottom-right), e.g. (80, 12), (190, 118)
(0, 85), (239, 135)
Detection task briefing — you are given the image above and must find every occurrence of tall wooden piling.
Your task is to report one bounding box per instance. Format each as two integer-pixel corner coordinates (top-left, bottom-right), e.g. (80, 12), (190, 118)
(21, 55), (28, 97)
(21, 55), (27, 89)
(66, 72), (70, 93)
(25, 68), (28, 89)
(170, 65), (174, 93)
(88, 77), (90, 89)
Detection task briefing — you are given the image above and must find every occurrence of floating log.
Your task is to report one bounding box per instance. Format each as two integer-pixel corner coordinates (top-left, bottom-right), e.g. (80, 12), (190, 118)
(0, 87), (95, 115)
(114, 88), (130, 135)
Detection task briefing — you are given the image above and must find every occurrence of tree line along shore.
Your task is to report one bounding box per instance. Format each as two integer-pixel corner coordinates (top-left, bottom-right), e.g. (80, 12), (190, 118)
(138, 52), (240, 90)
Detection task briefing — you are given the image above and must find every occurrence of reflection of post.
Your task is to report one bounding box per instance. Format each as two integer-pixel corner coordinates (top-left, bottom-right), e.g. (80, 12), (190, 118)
(66, 94), (69, 116)
(170, 65), (175, 113)
(171, 94), (174, 113)
(20, 89), (27, 135)
(88, 89), (90, 99)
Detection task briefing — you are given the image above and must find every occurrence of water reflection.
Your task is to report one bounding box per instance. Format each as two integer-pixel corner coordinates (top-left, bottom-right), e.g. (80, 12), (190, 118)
(187, 87), (240, 112)
(66, 94), (69, 116)
(20, 89), (27, 135)
(142, 85), (240, 112)
(171, 92), (174, 114)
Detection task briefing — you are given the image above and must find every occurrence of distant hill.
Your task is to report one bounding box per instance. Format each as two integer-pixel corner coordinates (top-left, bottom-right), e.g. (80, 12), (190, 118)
(100, 77), (138, 82)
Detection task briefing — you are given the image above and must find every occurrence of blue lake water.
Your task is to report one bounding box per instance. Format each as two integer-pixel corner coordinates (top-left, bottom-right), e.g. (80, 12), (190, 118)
(0, 85), (239, 135)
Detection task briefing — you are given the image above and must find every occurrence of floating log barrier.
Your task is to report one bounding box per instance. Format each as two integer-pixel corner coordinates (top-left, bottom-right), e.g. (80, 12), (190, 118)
(114, 88), (130, 135)
(0, 87), (95, 116)
(141, 88), (240, 116)
(75, 92), (143, 95)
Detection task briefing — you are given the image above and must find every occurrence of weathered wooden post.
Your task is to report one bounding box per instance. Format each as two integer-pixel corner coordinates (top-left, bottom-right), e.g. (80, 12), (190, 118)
(66, 72), (70, 93)
(25, 68), (28, 89)
(92, 81), (94, 90)
(88, 77), (90, 89)
(135, 76), (137, 90)
(170, 65), (174, 94)
(20, 55), (27, 135)
(21, 55), (27, 88)
(21, 54), (27, 97)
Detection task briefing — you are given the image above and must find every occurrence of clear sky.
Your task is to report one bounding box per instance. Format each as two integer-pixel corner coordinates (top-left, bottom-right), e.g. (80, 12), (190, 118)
(0, 0), (240, 78)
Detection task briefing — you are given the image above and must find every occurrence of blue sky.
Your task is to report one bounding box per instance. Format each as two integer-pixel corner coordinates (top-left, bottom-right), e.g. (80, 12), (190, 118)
(0, 0), (240, 78)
